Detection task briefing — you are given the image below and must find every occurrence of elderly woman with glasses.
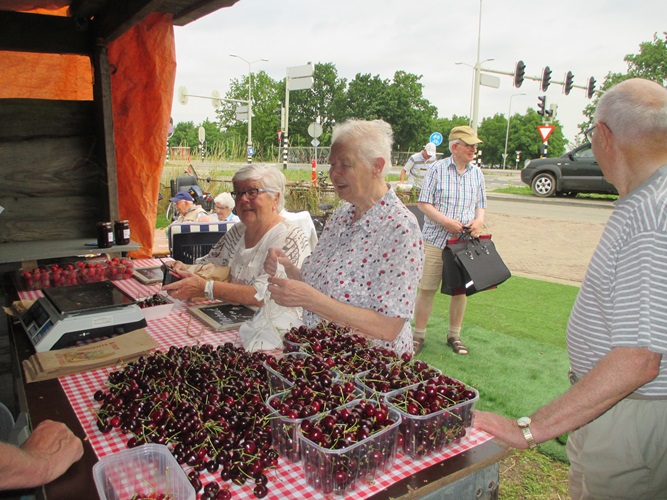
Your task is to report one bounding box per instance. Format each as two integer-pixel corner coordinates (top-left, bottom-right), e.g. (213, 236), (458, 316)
(264, 119), (424, 356)
(210, 192), (240, 223)
(163, 165), (311, 305)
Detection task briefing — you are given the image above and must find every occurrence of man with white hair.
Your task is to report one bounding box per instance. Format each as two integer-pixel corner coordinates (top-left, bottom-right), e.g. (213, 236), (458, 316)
(399, 142), (438, 188)
(474, 78), (667, 499)
(170, 191), (209, 223)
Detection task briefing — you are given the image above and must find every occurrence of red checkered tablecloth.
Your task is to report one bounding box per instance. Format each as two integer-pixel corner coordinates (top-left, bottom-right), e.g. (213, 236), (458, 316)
(20, 259), (494, 499)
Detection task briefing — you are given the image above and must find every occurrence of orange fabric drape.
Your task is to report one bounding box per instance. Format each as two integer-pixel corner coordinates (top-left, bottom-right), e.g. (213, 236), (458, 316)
(108, 13), (176, 258)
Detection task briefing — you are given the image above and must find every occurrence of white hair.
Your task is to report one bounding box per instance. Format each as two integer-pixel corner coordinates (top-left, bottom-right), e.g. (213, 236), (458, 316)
(232, 165), (286, 212)
(330, 119), (394, 175)
(214, 192), (235, 209)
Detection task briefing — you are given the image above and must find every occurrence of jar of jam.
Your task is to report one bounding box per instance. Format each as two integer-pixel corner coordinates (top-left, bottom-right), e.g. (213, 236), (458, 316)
(96, 222), (114, 248)
(114, 220), (130, 245)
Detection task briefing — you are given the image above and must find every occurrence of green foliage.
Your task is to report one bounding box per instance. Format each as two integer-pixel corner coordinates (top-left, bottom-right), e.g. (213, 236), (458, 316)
(579, 32), (667, 135)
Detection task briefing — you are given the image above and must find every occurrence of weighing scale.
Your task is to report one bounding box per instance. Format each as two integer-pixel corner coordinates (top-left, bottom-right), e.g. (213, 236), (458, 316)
(18, 281), (147, 352)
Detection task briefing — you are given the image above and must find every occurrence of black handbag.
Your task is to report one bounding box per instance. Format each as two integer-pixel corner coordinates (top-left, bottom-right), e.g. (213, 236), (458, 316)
(441, 233), (511, 296)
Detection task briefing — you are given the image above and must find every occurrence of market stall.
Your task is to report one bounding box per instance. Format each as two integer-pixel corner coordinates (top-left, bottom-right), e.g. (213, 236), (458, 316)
(7, 259), (509, 499)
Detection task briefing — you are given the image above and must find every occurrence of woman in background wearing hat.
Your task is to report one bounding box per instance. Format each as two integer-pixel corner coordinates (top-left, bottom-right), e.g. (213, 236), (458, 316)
(264, 119), (424, 356)
(413, 125), (487, 356)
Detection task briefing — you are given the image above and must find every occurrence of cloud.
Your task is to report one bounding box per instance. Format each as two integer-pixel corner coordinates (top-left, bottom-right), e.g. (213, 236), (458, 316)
(171, 0), (667, 143)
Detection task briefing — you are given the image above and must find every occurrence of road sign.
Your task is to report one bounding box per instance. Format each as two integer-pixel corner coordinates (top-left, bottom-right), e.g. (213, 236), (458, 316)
(308, 122), (323, 138)
(247, 146), (255, 157)
(480, 73), (500, 89)
(178, 86), (188, 105)
(235, 105), (249, 121)
(289, 76), (314, 91)
(429, 132), (443, 146)
(538, 125), (555, 142)
(198, 126), (205, 143)
(311, 138), (320, 147)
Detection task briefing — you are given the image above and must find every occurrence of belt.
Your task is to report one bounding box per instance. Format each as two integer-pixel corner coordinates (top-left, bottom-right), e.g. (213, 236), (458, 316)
(568, 368), (667, 401)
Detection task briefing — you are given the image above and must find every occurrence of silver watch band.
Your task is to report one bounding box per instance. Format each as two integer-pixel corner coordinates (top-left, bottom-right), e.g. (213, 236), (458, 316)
(204, 279), (215, 300)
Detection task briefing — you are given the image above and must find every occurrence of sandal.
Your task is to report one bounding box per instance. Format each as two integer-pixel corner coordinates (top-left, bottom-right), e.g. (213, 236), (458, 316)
(413, 339), (424, 355)
(447, 337), (469, 355)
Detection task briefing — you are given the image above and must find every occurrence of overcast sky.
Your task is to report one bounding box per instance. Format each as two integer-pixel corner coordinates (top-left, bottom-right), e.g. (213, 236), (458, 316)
(171, 0), (667, 146)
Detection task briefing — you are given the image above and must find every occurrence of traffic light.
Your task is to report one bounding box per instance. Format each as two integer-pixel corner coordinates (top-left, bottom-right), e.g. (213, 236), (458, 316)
(541, 66), (552, 92)
(564, 71), (574, 95)
(537, 95), (546, 117)
(514, 60), (526, 88)
(586, 76), (597, 99)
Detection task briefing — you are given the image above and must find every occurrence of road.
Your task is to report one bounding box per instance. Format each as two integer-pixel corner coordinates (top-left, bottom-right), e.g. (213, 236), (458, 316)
(484, 194), (612, 285)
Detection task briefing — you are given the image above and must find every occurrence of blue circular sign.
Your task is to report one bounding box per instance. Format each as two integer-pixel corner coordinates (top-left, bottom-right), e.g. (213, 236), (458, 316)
(429, 132), (443, 146)
(247, 146), (255, 156)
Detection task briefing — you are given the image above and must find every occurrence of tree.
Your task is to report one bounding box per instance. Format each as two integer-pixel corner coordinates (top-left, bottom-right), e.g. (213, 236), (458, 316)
(579, 32), (667, 136)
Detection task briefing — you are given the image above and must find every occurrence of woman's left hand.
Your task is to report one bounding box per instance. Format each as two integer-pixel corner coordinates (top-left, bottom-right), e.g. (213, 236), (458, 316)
(267, 276), (311, 308)
(163, 269), (206, 301)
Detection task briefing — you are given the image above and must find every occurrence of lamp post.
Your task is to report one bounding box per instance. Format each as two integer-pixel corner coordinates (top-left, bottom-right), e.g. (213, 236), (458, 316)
(471, 0), (483, 133)
(503, 93), (526, 170)
(230, 54), (268, 162)
(456, 58), (493, 127)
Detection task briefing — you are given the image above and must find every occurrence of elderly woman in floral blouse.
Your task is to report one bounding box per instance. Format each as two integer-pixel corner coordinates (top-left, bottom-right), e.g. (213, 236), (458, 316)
(264, 119), (424, 355)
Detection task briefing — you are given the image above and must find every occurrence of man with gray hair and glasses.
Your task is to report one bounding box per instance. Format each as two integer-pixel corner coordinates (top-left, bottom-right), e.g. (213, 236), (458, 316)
(475, 78), (667, 499)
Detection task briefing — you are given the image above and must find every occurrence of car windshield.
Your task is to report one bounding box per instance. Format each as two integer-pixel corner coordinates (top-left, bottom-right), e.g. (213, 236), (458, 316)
(574, 145), (595, 159)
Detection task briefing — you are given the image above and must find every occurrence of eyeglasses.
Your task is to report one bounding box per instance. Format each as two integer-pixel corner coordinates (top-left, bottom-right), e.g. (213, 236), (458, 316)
(230, 188), (270, 200)
(458, 142), (478, 151)
(584, 124), (597, 143)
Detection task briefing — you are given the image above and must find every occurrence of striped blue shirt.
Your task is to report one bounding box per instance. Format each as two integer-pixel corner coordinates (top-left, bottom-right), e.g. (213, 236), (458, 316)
(567, 164), (667, 396)
(418, 156), (487, 249)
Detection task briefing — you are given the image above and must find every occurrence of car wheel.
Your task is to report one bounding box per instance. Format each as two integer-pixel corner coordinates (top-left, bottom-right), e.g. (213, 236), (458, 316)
(531, 173), (557, 197)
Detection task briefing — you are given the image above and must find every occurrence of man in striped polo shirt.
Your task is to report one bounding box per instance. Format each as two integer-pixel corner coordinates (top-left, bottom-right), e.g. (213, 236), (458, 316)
(413, 126), (486, 355)
(474, 78), (667, 499)
(399, 142), (438, 188)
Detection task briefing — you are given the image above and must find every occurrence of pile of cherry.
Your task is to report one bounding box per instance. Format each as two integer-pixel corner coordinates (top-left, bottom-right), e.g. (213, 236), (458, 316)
(91, 322), (477, 499)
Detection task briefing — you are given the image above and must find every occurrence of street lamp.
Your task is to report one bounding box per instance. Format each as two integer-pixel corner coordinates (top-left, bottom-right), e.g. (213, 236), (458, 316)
(456, 58), (493, 126)
(471, 0), (483, 133)
(503, 93), (526, 170)
(230, 54), (268, 161)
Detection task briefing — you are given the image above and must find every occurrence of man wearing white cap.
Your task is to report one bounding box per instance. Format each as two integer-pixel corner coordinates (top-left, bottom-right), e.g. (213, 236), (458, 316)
(413, 126), (487, 355)
(400, 142), (438, 188)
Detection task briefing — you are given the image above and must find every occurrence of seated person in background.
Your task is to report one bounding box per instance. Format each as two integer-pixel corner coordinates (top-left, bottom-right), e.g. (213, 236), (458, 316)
(264, 119), (424, 356)
(211, 192), (240, 223)
(170, 191), (211, 223)
(0, 420), (83, 490)
(164, 165), (311, 306)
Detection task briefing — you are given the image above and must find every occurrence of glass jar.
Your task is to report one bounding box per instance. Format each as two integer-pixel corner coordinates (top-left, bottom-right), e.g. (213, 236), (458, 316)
(96, 222), (114, 248)
(114, 220), (130, 245)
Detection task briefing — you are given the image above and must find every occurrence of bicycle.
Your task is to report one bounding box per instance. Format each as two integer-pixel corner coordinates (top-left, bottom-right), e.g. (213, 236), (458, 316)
(310, 203), (334, 237)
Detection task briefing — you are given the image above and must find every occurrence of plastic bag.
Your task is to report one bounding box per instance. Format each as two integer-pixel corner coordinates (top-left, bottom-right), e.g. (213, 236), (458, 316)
(238, 264), (303, 352)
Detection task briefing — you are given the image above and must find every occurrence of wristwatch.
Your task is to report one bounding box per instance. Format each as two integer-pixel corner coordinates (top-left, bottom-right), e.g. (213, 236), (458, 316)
(517, 417), (538, 449)
(204, 280), (215, 300)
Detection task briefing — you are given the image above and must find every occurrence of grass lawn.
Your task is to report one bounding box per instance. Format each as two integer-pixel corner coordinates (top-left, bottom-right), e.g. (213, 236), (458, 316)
(414, 276), (578, 497)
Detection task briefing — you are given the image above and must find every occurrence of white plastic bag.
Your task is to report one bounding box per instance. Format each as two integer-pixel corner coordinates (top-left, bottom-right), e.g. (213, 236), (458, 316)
(238, 264), (303, 352)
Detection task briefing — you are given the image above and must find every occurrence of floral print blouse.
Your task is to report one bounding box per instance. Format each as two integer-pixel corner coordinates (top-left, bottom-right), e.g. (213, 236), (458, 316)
(301, 187), (424, 355)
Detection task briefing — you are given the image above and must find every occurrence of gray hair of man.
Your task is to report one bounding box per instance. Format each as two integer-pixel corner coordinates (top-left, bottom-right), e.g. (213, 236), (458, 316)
(594, 78), (667, 145)
(448, 139), (461, 153)
(330, 119), (394, 175)
(232, 165), (286, 212)
(213, 192), (235, 209)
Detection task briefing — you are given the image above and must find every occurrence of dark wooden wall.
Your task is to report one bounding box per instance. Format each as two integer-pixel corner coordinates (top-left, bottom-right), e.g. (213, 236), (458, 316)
(0, 98), (106, 244)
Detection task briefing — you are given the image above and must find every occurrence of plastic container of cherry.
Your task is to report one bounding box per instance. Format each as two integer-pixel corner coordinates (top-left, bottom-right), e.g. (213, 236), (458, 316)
(263, 351), (336, 395)
(385, 375), (479, 459)
(16, 267), (51, 291)
(355, 359), (442, 400)
(48, 263), (79, 287)
(92, 443), (195, 500)
(136, 294), (174, 321)
(266, 380), (363, 463)
(106, 257), (135, 281)
(297, 399), (401, 497)
(77, 260), (108, 284)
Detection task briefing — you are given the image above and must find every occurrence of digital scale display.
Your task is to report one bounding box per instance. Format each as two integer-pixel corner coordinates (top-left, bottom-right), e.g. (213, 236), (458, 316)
(19, 281), (146, 352)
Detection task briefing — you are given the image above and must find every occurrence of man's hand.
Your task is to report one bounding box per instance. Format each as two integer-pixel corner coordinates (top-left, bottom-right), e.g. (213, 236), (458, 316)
(0, 420), (84, 490)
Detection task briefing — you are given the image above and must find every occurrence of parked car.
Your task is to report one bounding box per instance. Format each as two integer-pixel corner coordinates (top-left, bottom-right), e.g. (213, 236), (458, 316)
(520, 143), (618, 197)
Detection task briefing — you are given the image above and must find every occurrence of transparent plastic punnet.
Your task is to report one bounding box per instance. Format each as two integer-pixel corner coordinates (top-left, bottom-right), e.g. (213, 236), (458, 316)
(355, 360), (442, 400)
(386, 380), (479, 459)
(92, 443), (195, 500)
(297, 400), (401, 497)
